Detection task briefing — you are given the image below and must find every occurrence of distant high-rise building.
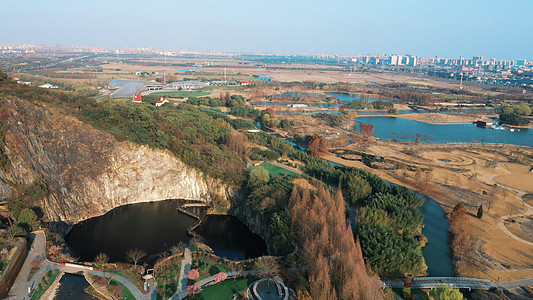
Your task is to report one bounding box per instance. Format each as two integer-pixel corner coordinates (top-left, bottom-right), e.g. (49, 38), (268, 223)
(390, 55), (400, 65)
(409, 57), (418, 66)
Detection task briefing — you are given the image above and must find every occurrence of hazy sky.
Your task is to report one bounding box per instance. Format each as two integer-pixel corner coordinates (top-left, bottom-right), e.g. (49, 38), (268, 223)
(2, 0), (532, 59)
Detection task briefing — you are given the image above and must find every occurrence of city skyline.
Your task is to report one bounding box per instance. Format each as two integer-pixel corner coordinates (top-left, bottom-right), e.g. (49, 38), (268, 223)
(2, 0), (532, 60)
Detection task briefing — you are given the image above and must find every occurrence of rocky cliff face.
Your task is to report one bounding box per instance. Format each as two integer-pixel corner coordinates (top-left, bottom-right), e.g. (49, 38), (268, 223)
(0, 98), (228, 231)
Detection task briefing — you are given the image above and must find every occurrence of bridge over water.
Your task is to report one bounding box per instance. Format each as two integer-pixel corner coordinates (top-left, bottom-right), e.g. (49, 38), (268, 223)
(383, 277), (496, 290)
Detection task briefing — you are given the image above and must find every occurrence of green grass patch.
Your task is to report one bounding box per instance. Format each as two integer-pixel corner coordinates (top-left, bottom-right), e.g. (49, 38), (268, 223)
(252, 162), (298, 177)
(150, 91), (210, 98)
(188, 278), (255, 300)
(31, 269), (60, 300)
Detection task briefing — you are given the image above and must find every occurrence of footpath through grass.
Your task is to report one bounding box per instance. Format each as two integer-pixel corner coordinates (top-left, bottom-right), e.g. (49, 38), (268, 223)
(187, 278), (255, 300)
(31, 269), (61, 300)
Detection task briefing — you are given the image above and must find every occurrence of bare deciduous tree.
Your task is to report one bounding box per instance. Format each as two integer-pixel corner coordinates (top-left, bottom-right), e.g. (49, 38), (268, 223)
(126, 248), (146, 266)
(94, 252), (109, 265)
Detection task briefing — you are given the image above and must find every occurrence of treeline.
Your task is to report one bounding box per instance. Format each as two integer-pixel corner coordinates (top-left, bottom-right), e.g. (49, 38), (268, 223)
(345, 100), (394, 110)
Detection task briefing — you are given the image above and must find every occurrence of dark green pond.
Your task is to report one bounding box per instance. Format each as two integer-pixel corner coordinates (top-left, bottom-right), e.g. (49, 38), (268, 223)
(65, 200), (267, 263)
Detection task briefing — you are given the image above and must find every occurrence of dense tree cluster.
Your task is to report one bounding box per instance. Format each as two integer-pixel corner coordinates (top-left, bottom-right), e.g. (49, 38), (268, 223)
(345, 100), (394, 110)
(502, 102), (532, 116)
(308, 134), (331, 155)
(300, 157), (426, 276)
(186, 96), (224, 107)
(311, 113), (344, 127)
(229, 106), (261, 117)
(499, 112), (530, 126)
(249, 147), (280, 161)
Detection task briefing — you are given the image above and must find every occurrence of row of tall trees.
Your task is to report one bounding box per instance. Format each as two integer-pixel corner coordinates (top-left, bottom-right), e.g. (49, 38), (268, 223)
(289, 186), (381, 299)
(449, 203), (471, 260)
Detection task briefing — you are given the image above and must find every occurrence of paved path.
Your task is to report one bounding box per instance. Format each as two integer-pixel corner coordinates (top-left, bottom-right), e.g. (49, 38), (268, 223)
(172, 247), (191, 300)
(6, 231), (157, 300)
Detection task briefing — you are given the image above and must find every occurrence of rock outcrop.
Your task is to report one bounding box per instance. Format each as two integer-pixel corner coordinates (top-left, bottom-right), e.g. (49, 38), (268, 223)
(0, 98), (228, 231)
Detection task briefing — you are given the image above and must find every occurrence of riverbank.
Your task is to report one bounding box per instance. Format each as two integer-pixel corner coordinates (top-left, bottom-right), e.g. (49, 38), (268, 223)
(321, 141), (533, 282)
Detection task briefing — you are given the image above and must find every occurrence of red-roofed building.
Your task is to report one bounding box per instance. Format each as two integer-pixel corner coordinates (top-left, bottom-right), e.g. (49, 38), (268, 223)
(132, 93), (142, 103)
(156, 95), (169, 107)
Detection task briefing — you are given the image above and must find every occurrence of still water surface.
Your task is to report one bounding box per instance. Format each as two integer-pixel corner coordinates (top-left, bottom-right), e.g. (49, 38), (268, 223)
(65, 200), (267, 263)
(357, 116), (532, 146)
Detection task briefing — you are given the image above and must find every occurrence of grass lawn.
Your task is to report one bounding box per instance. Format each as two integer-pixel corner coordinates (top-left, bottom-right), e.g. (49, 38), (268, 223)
(150, 91), (210, 98)
(31, 269), (61, 300)
(188, 278), (255, 300)
(253, 162), (298, 177)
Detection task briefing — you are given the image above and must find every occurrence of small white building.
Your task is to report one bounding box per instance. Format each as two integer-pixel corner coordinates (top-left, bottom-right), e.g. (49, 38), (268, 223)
(287, 104), (308, 108)
(39, 83), (58, 89)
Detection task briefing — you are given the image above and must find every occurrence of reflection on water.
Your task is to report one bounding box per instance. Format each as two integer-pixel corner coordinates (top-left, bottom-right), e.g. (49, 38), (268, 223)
(66, 200), (268, 264)
(357, 116), (532, 146)
(195, 215), (268, 260)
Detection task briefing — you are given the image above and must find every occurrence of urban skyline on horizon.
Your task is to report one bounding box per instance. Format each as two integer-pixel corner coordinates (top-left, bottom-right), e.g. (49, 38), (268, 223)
(1, 43), (532, 63)
(2, 0), (532, 60)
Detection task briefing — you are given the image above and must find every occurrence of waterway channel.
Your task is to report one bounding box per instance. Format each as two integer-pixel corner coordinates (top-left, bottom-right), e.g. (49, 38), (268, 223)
(65, 200), (267, 263)
(53, 274), (95, 300)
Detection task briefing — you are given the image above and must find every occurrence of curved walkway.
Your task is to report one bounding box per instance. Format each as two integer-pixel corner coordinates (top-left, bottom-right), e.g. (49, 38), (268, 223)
(486, 175), (533, 247)
(6, 231), (158, 300)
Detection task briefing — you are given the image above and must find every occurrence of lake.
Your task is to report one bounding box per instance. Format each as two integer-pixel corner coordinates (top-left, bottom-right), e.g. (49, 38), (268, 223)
(65, 200), (267, 263)
(195, 215), (268, 260)
(357, 116), (533, 146)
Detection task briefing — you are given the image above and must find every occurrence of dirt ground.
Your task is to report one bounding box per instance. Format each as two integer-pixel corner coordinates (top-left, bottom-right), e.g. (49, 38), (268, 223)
(320, 141), (533, 282)
(395, 113), (497, 124)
